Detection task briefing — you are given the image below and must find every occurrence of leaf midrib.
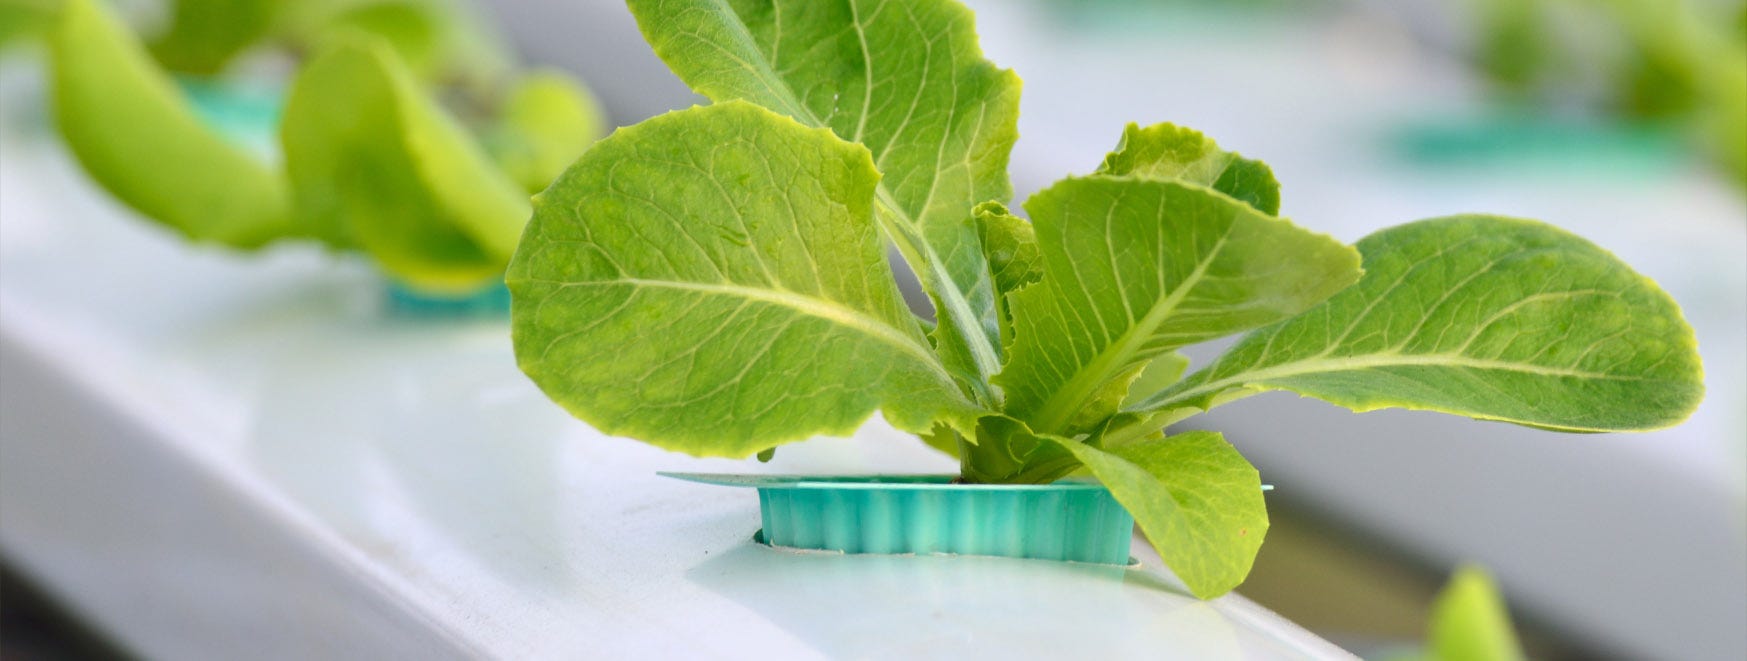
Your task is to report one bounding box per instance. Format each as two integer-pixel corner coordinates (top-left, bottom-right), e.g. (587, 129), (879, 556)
(1136, 350), (1666, 414)
(692, 0), (1003, 391)
(534, 276), (964, 393)
(1027, 227), (1232, 433)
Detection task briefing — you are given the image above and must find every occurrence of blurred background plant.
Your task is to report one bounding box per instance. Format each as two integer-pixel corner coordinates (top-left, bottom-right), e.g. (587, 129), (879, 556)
(1375, 565), (1526, 661)
(0, 0), (605, 297)
(0, 0), (1740, 659)
(1452, 0), (1746, 188)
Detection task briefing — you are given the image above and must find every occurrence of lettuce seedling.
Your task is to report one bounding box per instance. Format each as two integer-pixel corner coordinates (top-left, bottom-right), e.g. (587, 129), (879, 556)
(1423, 566), (1526, 661)
(508, 0), (1704, 598)
(1469, 0), (1747, 188)
(1377, 565), (1526, 661)
(45, 0), (603, 294)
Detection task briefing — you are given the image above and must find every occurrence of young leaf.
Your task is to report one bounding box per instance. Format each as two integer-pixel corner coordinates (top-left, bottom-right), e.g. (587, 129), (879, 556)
(959, 415), (1080, 484)
(1096, 122), (1282, 215)
(975, 195), (1185, 426)
(487, 71), (607, 194)
(49, 0), (292, 249)
(1048, 430), (1268, 599)
(627, 0), (1021, 400)
(150, 0), (280, 75)
(1137, 215), (1706, 432)
(972, 201), (1042, 300)
(997, 176), (1361, 434)
(1428, 566), (1526, 661)
(508, 101), (985, 458)
(281, 40), (530, 292)
(971, 200), (1040, 347)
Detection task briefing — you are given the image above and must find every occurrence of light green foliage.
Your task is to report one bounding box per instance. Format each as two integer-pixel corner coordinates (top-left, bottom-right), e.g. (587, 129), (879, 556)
(508, 102), (982, 458)
(1704, 14), (1747, 189)
(514, 0), (1705, 600)
(1096, 122), (1281, 215)
(997, 177), (1360, 435)
(1136, 215), (1704, 432)
(627, 0), (1022, 400)
(313, 2), (441, 79)
(487, 71), (608, 194)
(972, 202), (1042, 297)
(1428, 566), (1526, 661)
(0, 0), (60, 49)
(1594, 0), (1707, 120)
(1120, 352), (1190, 408)
(281, 41), (530, 292)
(278, 0), (513, 93)
(150, 0), (280, 74)
(41, 0), (600, 293)
(49, 0), (291, 248)
(1049, 431), (1267, 599)
(1471, 0), (1549, 97)
(1469, 0), (1747, 188)
(957, 415), (1078, 484)
(970, 201), (1040, 347)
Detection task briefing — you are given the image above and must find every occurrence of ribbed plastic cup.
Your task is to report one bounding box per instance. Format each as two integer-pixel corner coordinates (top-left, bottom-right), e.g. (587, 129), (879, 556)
(662, 473), (1135, 565)
(384, 280), (512, 318)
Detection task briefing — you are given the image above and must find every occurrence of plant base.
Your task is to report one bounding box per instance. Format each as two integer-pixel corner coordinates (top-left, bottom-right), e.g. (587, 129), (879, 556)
(662, 473), (1135, 565)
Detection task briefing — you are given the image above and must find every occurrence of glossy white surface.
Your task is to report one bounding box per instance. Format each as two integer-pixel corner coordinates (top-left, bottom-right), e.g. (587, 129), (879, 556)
(0, 64), (1350, 659)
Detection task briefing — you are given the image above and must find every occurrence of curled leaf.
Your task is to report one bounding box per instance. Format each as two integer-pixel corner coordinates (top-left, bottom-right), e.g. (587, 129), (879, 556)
(50, 0), (291, 248)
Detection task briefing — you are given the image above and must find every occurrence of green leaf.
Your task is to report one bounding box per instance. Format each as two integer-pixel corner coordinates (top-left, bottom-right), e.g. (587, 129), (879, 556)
(314, 2), (442, 79)
(1120, 352), (1190, 408)
(627, 0), (1021, 401)
(1139, 215), (1706, 432)
(282, 0), (513, 94)
(0, 0), (62, 49)
(1096, 122), (1281, 215)
(958, 415), (1080, 484)
(1473, 0), (1552, 96)
(508, 101), (985, 458)
(971, 198), (1034, 293)
(1049, 430), (1268, 599)
(150, 0), (280, 74)
(997, 176), (1361, 434)
(281, 39), (530, 292)
(1429, 566), (1526, 661)
(971, 200), (1040, 347)
(486, 70), (607, 194)
(1704, 36), (1746, 190)
(973, 195), (1186, 430)
(973, 201), (1042, 293)
(49, 0), (292, 248)
(918, 422), (962, 459)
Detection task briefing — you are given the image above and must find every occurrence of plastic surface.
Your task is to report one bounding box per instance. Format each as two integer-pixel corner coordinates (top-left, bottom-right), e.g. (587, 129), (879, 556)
(662, 473), (1136, 565)
(384, 279), (512, 317)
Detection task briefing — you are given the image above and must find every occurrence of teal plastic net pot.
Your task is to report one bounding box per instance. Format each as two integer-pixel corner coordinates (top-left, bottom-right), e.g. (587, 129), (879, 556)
(662, 474), (1135, 565)
(175, 75), (282, 158)
(385, 279), (512, 317)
